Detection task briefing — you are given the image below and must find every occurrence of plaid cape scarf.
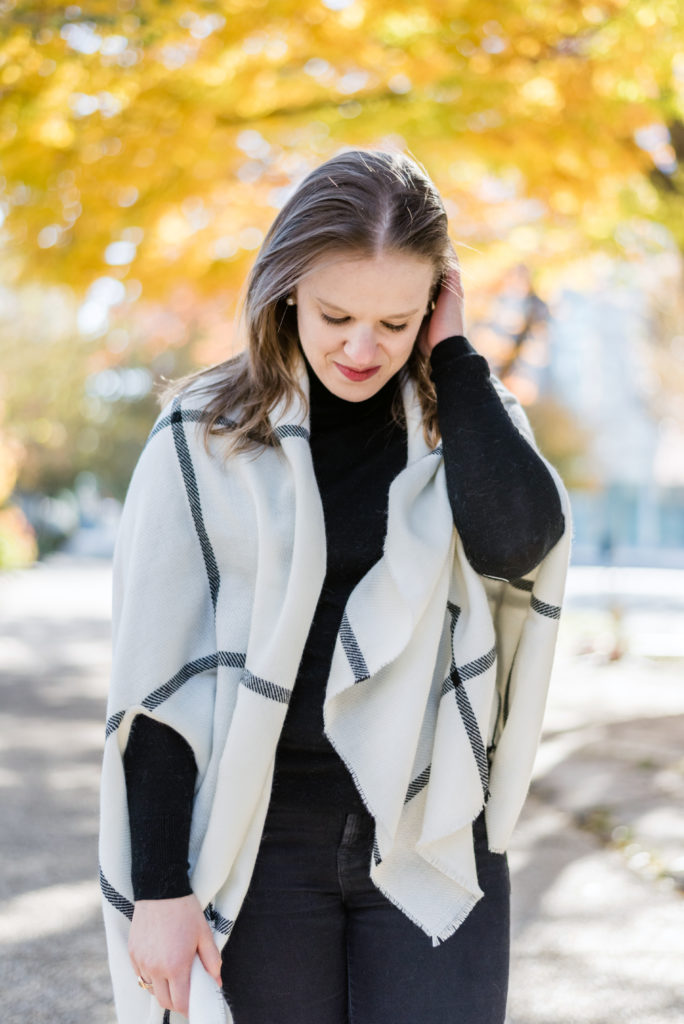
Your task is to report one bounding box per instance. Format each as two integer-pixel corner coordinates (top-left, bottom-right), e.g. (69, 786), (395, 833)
(99, 361), (572, 1024)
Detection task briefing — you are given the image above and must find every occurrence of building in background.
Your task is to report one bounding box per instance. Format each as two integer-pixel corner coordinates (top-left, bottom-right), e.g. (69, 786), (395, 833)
(474, 257), (684, 567)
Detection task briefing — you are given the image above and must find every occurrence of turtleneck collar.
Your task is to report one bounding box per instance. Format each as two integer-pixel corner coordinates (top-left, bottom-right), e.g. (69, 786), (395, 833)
(302, 350), (403, 430)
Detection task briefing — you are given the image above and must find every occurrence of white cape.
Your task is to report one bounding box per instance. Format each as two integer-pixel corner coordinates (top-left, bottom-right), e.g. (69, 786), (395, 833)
(99, 363), (572, 1024)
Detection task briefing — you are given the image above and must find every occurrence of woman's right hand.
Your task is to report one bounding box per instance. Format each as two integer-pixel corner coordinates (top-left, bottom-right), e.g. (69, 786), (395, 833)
(128, 893), (223, 1017)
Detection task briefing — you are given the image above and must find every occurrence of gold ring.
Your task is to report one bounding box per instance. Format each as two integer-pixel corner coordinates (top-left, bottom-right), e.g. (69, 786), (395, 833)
(137, 975), (154, 991)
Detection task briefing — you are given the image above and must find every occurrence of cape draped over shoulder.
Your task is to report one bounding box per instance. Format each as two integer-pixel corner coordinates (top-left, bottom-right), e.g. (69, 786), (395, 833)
(99, 359), (572, 1024)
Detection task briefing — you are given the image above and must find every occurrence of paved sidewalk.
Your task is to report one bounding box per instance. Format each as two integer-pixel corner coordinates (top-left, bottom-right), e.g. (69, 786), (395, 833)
(0, 556), (682, 1023)
(0, 556), (115, 1024)
(506, 568), (684, 1023)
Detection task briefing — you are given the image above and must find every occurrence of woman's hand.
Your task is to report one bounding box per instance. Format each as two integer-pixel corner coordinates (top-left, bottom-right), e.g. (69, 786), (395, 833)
(129, 893), (223, 1017)
(418, 255), (466, 357)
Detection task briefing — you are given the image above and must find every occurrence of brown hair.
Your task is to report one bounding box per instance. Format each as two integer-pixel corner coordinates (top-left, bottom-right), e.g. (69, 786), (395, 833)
(158, 148), (459, 453)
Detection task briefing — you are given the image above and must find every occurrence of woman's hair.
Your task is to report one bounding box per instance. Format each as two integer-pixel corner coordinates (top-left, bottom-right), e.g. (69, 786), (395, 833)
(158, 147), (459, 452)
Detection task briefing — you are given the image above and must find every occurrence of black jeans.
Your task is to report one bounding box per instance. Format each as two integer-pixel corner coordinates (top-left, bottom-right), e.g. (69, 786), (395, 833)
(220, 799), (510, 1024)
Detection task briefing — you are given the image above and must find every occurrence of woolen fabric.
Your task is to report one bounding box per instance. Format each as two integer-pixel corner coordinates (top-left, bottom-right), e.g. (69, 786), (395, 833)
(122, 336), (566, 900)
(99, 353), (572, 1024)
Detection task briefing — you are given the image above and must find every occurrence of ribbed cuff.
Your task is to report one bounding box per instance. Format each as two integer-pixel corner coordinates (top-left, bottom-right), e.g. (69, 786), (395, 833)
(131, 813), (193, 901)
(429, 335), (490, 383)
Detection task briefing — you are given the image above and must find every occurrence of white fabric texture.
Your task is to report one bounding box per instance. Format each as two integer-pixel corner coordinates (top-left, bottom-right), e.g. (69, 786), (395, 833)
(99, 361), (572, 1024)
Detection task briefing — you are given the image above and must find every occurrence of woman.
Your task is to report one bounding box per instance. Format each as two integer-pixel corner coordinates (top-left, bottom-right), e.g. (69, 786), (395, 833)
(100, 148), (571, 1024)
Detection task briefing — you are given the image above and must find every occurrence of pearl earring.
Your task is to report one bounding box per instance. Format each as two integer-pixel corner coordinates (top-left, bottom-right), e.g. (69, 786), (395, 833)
(285, 295), (296, 306)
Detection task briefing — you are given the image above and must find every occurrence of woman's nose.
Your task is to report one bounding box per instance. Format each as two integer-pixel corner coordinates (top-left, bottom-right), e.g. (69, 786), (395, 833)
(343, 327), (378, 367)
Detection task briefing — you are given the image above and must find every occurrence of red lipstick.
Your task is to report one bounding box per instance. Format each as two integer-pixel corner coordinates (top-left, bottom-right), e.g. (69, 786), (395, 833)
(334, 363), (380, 382)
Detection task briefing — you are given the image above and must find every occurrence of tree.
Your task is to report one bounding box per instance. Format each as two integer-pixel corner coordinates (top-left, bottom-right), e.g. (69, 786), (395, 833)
(1, 0), (682, 544)
(1, 0), (680, 299)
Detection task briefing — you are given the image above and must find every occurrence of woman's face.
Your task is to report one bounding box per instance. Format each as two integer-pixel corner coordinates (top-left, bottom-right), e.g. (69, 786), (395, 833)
(294, 250), (435, 402)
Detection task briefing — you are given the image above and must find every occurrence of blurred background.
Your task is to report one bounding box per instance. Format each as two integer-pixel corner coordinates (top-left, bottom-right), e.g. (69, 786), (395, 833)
(1, 2), (683, 1022)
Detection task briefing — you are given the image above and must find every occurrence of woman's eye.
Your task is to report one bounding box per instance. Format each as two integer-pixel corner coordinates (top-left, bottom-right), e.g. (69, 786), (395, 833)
(321, 313), (349, 325)
(320, 312), (408, 333)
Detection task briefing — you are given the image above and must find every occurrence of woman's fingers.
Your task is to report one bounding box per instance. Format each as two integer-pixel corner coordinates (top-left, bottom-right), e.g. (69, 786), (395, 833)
(425, 266), (466, 352)
(132, 967), (172, 1013)
(443, 265), (464, 301)
(152, 976), (174, 1014)
(128, 894), (219, 1013)
(168, 971), (191, 1017)
(198, 921), (224, 985)
(133, 961), (190, 1016)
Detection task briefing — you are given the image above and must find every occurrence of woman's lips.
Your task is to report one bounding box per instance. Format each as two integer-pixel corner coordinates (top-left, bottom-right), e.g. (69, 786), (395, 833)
(334, 362), (381, 382)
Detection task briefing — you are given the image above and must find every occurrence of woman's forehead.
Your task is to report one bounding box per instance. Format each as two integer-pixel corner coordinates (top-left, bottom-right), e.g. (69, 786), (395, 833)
(299, 262), (433, 321)
(299, 251), (434, 298)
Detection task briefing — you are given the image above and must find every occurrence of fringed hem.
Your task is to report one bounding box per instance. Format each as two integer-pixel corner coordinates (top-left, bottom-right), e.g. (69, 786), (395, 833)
(324, 728), (486, 945)
(369, 870), (480, 949)
(431, 898), (480, 947)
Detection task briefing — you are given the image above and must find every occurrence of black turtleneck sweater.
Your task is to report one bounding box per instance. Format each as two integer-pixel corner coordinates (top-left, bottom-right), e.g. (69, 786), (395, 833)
(123, 336), (565, 900)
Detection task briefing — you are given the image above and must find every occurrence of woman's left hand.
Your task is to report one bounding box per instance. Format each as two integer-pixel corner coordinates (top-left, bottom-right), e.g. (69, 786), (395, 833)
(418, 257), (466, 357)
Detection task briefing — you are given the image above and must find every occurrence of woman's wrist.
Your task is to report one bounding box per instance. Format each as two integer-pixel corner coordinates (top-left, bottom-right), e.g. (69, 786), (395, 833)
(429, 335), (491, 383)
(133, 870), (193, 902)
(429, 334), (469, 357)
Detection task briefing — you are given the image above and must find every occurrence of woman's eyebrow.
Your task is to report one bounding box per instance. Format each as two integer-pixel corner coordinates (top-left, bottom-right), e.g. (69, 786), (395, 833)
(315, 296), (419, 318)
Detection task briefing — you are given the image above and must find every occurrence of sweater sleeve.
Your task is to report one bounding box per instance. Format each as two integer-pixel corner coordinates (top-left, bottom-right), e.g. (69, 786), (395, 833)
(429, 335), (565, 580)
(123, 713), (197, 901)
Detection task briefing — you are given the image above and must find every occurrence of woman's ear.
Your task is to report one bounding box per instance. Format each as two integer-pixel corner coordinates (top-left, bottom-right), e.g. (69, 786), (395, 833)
(427, 271), (447, 312)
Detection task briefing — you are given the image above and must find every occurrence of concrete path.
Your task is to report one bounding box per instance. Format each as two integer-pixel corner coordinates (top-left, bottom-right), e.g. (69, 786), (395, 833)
(0, 556), (682, 1023)
(0, 555), (115, 1024)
